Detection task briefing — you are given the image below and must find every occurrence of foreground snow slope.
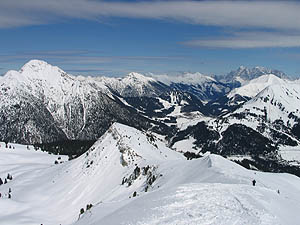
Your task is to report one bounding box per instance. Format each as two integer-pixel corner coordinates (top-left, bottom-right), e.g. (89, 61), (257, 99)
(0, 123), (183, 225)
(76, 153), (300, 225)
(0, 143), (69, 225)
(1, 123), (300, 225)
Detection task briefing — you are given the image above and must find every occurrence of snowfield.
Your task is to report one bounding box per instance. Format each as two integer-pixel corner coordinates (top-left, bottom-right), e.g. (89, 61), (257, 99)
(1, 123), (300, 225)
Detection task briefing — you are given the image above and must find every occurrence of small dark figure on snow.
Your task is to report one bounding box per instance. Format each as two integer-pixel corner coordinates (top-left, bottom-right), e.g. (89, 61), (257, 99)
(4, 178), (7, 184)
(0, 178), (3, 185)
(252, 179), (256, 186)
(0, 193), (1, 198)
(8, 188), (11, 193)
(8, 193), (11, 199)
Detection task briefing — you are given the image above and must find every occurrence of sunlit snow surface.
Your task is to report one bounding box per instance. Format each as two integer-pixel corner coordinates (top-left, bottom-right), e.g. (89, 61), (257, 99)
(1, 124), (300, 225)
(228, 74), (289, 98)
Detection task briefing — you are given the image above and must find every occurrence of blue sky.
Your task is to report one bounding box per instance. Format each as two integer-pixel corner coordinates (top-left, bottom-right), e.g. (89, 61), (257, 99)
(1, 0), (300, 77)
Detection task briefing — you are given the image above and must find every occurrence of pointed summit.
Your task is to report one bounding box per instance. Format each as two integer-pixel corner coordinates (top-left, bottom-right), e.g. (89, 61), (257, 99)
(19, 59), (68, 83)
(21, 59), (49, 69)
(228, 74), (288, 98)
(224, 66), (288, 85)
(20, 60), (61, 74)
(237, 65), (247, 71)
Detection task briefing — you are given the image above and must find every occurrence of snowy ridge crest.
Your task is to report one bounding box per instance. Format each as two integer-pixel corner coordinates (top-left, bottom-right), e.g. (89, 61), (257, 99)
(228, 74), (290, 98)
(151, 72), (216, 85)
(83, 123), (182, 170)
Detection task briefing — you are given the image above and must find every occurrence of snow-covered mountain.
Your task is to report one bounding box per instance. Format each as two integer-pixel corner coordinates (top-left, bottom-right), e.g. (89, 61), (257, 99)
(228, 74), (290, 98)
(2, 59), (300, 224)
(219, 66), (288, 85)
(152, 72), (215, 85)
(0, 123), (183, 224)
(151, 72), (231, 101)
(171, 75), (300, 174)
(97, 72), (170, 97)
(1, 59), (299, 176)
(218, 75), (300, 140)
(1, 124), (300, 225)
(218, 82), (300, 157)
(0, 60), (155, 144)
(0, 60), (230, 144)
(203, 74), (292, 116)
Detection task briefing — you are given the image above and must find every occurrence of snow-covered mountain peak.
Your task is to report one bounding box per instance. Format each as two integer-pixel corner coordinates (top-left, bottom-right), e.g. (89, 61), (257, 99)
(180, 72), (216, 84)
(223, 66), (288, 84)
(152, 72), (215, 85)
(228, 74), (288, 98)
(19, 59), (68, 83)
(255, 82), (300, 107)
(21, 59), (50, 70)
(231, 81), (300, 127)
(123, 72), (156, 84)
(258, 73), (285, 82)
(98, 72), (167, 97)
(89, 122), (182, 165)
(238, 65), (246, 70)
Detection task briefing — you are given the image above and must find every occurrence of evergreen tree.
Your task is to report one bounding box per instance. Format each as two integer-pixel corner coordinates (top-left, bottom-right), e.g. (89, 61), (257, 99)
(80, 208), (84, 215)
(7, 173), (12, 180)
(86, 204), (93, 211)
(0, 178), (3, 185)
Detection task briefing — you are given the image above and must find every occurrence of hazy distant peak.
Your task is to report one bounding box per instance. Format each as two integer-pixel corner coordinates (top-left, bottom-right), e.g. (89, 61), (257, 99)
(152, 72), (215, 85)
(226, 66), (288, 82)
(123, 72), (156, 83)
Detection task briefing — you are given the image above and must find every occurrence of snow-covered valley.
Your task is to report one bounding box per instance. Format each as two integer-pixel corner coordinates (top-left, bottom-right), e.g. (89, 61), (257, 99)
(1, 124), (300, 225)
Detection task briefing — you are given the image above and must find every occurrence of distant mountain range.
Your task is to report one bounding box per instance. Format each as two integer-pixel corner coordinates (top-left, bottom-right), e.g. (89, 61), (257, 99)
(0, 59), (300, 175)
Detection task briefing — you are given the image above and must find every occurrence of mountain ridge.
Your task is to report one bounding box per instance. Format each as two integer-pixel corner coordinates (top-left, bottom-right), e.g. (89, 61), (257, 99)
(1, 59), (300, 177)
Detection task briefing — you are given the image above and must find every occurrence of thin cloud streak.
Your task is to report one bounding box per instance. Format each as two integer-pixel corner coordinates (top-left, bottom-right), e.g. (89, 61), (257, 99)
(0, 50), (188, 76)
(183, 32), (300, 48)
(1, 0), (300, 30)
(0, 51), (183, 64)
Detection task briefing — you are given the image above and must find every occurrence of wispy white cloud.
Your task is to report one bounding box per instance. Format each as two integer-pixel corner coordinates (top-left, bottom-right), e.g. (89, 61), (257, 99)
(183, 31), (300, 48)
(1, 0), (300, 30)
(2, 0), (300, 49)
(0, 50), (186, 75)
(0, 50), (183, 64)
